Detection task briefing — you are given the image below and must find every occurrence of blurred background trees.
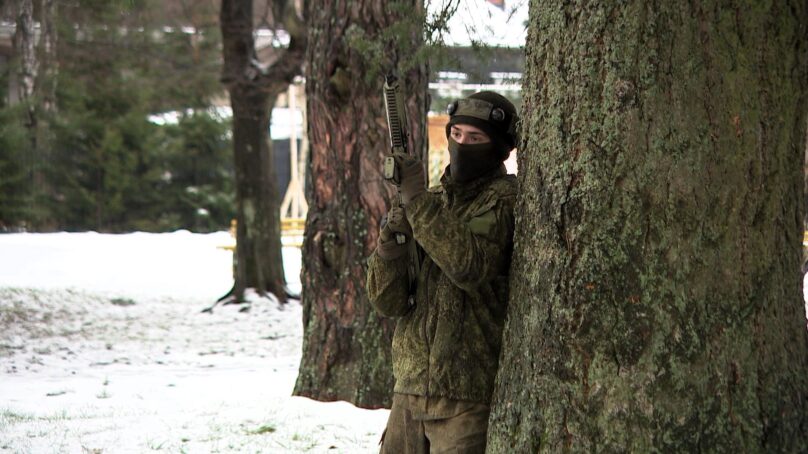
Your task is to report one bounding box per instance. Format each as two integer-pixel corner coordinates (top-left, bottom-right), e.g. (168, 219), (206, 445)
(0, 0), (526, 236)
(0, 0), (233, 232)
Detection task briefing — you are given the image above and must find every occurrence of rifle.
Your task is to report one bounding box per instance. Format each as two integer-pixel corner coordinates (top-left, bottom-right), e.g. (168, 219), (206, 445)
(382, 73), (409, 244)
(382, 73), (421, 297)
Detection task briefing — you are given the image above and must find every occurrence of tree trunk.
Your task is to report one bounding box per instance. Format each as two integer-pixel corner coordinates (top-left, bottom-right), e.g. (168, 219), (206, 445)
(13, 0), (50, 230)
(488, 1), (808, 452)
(37, 0), (57, 115)
(230, 89), (286, 301)
(34, 0), (57, 231)
(13, 0), (36, 127)
(294, 0), (428, 408)
(220, 0), (306, 303)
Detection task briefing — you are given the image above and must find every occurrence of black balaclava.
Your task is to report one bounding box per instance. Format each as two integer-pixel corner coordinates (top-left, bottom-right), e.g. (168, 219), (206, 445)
(447, 137), (503, 183)
(445, 91), (519, 183)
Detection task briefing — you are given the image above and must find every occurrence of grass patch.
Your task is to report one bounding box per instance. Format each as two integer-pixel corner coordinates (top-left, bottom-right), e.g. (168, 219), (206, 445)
(248, 424), (276, 435)
(148, 438), (168, 450)
(0, 409), (34, 426)
(110, 297), (136, 307)
(288, 432), (318, 451)
(1, 408), (99, 425)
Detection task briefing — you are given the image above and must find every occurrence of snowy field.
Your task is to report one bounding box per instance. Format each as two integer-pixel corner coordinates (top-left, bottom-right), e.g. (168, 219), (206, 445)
(0, 232), (388, 453)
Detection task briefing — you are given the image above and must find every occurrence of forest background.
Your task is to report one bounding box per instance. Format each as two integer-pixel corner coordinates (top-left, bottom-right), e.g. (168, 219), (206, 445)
(0, 0), (520, 233)
(1, 0), (237, 233)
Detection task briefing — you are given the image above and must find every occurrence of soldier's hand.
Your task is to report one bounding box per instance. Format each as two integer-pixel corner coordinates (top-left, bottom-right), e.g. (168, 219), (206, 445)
(393, 152), (426, 205)
(377, 206), (411, 260)
(386, 206), (412, 238)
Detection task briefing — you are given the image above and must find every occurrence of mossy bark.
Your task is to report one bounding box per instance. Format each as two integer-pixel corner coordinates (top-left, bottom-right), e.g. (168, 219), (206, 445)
(293, 0), (428, 408)
(487, 1), (808, 452)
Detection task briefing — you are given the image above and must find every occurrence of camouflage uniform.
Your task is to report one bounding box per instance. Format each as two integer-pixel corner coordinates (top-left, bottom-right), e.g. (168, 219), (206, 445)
(367, 165), (516, 452)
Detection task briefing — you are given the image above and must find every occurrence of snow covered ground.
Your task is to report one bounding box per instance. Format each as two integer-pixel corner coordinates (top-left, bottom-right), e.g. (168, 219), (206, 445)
(0, 232), (388, 453)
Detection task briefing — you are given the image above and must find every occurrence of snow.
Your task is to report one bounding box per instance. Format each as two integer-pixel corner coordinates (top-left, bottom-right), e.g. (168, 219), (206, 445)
(2, 229), (805, 451)
(0, 232), (388, 453)
(147, 107), (304, 141)
(804, 272), (808, 329)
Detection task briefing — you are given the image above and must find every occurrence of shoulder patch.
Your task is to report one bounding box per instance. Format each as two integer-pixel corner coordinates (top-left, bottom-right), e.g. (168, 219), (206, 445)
(468, 209), (497, 237)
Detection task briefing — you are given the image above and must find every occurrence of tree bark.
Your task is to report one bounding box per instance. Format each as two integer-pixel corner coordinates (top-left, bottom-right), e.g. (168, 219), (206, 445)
(13, 0), (48, 229)
(219, 0), (306, 303)
(34, 0), (57, 230)
(37, 0), (57, 115)
(294, 0), (428, 408)
(13, 0), (36, 126)
(488, 1), (808, 452)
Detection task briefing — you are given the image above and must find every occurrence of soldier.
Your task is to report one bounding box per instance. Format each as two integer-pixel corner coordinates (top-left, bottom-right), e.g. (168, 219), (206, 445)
(367, 91), (519, 453)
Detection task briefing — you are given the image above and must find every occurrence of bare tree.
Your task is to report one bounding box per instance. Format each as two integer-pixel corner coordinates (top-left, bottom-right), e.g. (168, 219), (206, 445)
(219, 0), (307, 303)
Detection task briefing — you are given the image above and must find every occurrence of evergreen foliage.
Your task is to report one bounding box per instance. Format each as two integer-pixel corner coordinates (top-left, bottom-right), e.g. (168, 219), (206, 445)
(0, 0), (233, 232)
(0, 105), (33, 230)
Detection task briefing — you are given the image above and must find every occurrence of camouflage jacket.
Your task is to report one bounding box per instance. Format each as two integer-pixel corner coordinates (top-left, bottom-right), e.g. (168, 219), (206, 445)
(367, 166), (516, 404)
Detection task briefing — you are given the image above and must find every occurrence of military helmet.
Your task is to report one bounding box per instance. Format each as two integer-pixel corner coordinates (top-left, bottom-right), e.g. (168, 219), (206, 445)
(445, 91), (519, 152)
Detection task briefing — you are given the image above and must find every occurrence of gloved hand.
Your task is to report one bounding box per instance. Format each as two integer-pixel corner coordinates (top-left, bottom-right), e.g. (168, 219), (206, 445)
(393, 152), (426, 205)
(376, 205), (412, 260)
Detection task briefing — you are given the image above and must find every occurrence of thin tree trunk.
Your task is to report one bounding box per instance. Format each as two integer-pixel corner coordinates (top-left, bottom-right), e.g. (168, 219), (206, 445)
(13, 0), (46, 230)
(294, 0), (428, 408)
(38, 0), (57, 115)
(34, 0), (57, 230)
(488, 1), (808, 451)
(13, 0), (36, 127)
(220, 0), (306, 303)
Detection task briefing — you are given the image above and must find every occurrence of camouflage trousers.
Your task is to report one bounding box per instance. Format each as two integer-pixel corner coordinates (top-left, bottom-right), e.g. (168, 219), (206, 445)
(379, 393), (489, 454)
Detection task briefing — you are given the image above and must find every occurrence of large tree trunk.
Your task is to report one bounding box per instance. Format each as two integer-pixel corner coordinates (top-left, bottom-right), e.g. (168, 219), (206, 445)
(220, 0), (306, 303)
(294, 0), (428, 408)
(488, 1), (808, 451)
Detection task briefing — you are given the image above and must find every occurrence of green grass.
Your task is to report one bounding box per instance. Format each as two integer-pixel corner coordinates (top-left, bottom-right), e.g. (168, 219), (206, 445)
(0, 408), (88, 434)
(0, 409), (34, 426)
(247, 424), (276, 435)
(147, 438), (167, 450)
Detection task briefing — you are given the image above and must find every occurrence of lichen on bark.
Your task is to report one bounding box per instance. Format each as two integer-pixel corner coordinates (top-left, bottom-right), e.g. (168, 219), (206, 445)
(487, 1), (808, 452)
